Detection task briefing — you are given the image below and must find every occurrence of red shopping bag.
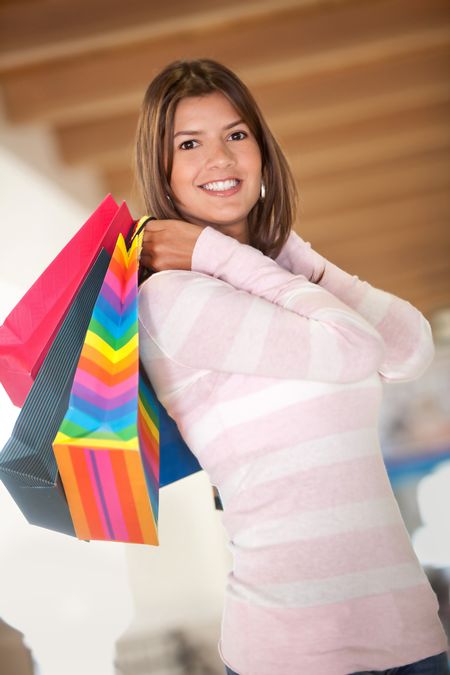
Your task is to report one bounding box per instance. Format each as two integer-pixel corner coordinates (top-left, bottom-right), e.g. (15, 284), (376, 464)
(0, 194), (135, 407)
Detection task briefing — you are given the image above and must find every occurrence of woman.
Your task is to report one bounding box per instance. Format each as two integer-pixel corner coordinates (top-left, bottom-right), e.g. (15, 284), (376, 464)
(134, 59), (449, 675)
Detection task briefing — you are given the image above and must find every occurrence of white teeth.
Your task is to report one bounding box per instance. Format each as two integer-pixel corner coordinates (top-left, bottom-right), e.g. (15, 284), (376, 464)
(201, 179), (239, 191)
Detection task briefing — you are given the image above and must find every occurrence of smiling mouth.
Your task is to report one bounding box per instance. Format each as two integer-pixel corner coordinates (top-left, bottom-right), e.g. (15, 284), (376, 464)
(199, 178), (241, 193)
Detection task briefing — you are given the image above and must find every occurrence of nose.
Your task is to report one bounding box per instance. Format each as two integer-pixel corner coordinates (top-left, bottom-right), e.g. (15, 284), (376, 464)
(205, 140), (236, 170)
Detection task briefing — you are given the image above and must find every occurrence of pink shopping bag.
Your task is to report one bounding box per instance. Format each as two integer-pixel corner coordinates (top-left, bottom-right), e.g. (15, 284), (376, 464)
(0, 194), (135, 407)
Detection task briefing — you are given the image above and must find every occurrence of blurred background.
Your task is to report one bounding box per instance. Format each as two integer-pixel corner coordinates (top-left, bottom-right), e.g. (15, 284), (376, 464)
(0, 0), (449, 673)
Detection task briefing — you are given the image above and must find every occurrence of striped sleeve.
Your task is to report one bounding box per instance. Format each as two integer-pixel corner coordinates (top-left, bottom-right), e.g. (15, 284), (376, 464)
(274, 230), (435, 382)
(138, 226), (385, 384)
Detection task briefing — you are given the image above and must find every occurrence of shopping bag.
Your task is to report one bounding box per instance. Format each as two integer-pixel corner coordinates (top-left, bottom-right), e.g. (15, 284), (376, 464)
(136, 366), (202, 488)
(53, 228), (159, 545)
(0, 249), (111, 536)
(0, 194), (134, 407)
(158, 399), (202, 487)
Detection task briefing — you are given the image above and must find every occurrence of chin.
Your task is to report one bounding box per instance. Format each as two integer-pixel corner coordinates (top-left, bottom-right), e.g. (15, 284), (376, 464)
(176, 198), (255, 230)
(186, 211), (246, 229)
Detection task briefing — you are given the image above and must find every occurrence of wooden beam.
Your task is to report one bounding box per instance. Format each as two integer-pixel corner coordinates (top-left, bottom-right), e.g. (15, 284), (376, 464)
(252, 45), (450, 123)
(0, 0), (352, 69)
(298, 189), (450, 246)
(288, 122), (449, 181)
(102, 166), (143, 213)
(1, 0), (448, 124)
(274, 88), (450, 152)
(297, 149), (450, 220)
(56, 112), (139, 166)
(319, 220), (449, 269)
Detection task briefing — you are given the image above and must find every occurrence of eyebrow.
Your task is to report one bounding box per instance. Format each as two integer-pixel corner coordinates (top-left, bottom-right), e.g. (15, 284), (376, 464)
(173, 119), (245, 138)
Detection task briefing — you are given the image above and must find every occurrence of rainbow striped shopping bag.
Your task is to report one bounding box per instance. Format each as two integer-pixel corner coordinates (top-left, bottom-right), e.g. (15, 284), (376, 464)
(53, 223), (159, 545)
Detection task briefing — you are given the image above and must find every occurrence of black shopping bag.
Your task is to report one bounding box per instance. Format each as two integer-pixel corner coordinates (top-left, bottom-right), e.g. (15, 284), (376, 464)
(0, 249), (110, 536)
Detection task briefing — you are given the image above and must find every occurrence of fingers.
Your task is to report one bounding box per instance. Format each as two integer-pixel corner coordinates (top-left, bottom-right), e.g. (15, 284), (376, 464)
(144, 220), (165, 235)
(142, 228), (166, 249)
(139, 254), (156, 271)
(141, 221), (166, 269)
(144, 226), (166, 235)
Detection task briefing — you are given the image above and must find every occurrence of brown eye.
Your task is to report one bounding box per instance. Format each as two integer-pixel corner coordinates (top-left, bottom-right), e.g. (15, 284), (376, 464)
(179, 139), (199, 150)
(229, 131), (247, 141)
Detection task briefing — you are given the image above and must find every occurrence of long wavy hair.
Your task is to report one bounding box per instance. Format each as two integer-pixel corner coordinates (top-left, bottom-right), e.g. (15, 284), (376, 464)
(134, 58), (297, 258)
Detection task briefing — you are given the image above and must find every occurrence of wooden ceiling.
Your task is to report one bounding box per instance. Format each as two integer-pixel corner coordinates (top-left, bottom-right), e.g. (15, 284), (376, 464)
(1, 0), (449, 317)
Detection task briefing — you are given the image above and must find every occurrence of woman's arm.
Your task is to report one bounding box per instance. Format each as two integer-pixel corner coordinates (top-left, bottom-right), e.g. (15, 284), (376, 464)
(273, 230), (435, 382)
(138, 226), (385, 384)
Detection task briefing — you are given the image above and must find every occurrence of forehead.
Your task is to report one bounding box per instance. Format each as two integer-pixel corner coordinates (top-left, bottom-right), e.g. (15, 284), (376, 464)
(173, 91), (242, 129)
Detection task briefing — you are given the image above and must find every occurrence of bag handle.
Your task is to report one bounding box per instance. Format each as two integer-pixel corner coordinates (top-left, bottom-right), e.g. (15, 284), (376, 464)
(127, 215), (157, 286)
(127, 215), (156, 248)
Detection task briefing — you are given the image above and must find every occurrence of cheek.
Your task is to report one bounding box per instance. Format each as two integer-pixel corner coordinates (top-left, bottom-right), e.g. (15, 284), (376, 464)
(246, 144), (262, 179)
(247, 159), (262, 193)
(170, 159), (189, 193)
(171, 155), (199, 191)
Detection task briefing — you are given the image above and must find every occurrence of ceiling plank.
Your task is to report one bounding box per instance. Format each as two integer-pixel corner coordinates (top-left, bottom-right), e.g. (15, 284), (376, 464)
(0, 0), (352, 69)
(1, 0), (448, 124)
(298, 189), (450, 246)
(56, 113), (139, 167)
(297, 148), (450, 219)
(277, 97), (450, 155)
(252, 45), (450, 122)
(288, 122), (449, 180)
(319, 220), (449, 267)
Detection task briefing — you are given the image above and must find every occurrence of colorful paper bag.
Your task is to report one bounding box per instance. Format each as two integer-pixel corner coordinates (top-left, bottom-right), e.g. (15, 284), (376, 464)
(0, 195), (134, 407)
(0, 249), (111, 535)
(53, 227), (159, 545)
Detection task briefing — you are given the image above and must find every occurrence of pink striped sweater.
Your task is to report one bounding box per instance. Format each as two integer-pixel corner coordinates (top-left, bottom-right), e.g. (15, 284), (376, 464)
(138, 226), (448, 675)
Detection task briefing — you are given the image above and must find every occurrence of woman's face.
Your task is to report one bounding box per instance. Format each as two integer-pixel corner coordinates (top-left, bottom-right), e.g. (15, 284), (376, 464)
(168, 91), (262, 242)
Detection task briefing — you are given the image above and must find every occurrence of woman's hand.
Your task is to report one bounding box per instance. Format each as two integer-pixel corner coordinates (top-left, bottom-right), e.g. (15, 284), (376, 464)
(139, 219), (206, 272)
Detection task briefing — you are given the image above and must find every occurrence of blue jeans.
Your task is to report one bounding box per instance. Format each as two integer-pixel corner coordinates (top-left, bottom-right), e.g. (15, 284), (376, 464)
(349, 651), (449, 675)
(224, 651), (449, 675)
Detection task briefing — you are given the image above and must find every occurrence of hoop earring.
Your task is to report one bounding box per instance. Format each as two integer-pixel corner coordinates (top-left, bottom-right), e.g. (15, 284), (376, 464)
(260, 181), (266, 200)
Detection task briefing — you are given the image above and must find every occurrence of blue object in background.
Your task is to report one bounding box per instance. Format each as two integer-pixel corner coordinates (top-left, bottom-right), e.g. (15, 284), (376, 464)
(384, 448), (450, 487)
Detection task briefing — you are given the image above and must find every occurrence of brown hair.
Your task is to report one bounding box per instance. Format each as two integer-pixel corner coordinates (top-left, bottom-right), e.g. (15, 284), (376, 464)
(134, 58), (297, 258)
